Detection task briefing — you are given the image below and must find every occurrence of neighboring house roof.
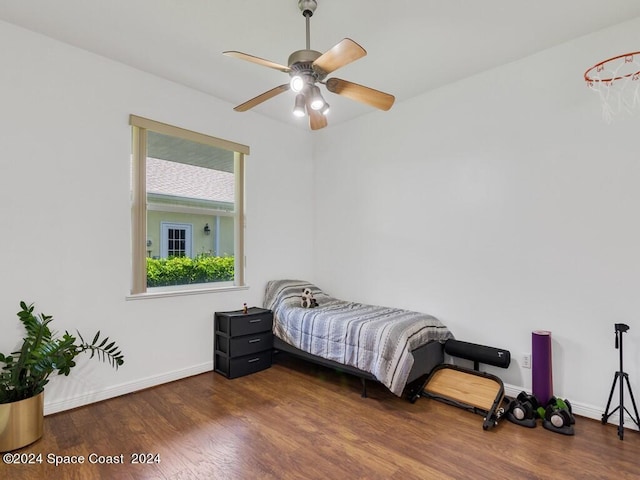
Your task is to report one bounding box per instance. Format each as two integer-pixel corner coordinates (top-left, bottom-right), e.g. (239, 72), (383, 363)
(146, 157), (234, 204)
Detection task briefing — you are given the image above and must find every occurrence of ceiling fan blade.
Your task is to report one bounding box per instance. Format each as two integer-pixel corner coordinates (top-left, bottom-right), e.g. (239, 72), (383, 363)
(308, 109), (328, 130)
(325, 78), (395, 111)
(306, 98), (328, 130)
(312, 38), (366, 75)
(233, 84), (290, 112)
(223, 51), (291, 73)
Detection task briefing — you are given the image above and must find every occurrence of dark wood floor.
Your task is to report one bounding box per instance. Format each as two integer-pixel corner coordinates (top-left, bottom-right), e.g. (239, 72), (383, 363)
(2, 353), (638, 479)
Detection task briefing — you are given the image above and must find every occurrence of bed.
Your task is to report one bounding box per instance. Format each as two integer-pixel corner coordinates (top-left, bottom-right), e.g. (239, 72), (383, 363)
(263, 279), (454, 397)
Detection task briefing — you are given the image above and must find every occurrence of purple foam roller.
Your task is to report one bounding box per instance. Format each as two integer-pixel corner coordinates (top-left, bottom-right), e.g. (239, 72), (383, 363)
(532, 330), (553, 406)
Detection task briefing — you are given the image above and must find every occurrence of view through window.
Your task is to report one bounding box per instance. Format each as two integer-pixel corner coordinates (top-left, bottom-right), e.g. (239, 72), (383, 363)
(130, 116), (248, 294)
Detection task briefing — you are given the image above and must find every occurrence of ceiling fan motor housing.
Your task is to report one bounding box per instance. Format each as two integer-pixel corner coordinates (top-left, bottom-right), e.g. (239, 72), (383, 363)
(288, 49), (326, 83)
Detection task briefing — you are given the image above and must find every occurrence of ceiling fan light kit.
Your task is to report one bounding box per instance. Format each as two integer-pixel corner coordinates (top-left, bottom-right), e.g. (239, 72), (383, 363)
(290, 74), (306, 93)
(293, 93), (307, 117)
(223, 0), (395, 130)
(308, 85), (326, 110)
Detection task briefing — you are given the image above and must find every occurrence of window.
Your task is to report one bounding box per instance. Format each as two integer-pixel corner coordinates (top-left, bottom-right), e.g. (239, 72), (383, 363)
(160, 222), (192, 258)
(130, 115), (249, 294)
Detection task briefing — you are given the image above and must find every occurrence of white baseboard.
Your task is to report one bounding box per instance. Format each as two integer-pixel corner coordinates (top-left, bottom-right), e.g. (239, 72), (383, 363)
(503, 383), (639, 432)
(44, 361), (213, 416)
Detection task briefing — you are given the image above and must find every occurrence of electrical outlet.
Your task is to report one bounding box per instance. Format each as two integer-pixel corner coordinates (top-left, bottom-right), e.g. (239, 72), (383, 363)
(522, 353), (531, 369)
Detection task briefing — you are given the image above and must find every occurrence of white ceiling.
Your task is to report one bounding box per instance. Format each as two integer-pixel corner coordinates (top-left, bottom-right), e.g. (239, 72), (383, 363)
(2, 0), (640, 130)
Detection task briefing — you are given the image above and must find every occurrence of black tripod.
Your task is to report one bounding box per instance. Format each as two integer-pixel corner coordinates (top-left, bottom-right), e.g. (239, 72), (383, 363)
(602, 323), (640, 440)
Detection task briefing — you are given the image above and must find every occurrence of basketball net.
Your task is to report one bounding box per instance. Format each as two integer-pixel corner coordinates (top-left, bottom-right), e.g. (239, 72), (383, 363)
(584, 51), (640, 123)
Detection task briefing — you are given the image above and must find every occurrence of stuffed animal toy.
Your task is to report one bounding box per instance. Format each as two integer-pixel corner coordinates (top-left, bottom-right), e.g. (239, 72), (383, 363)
(301, 287), (319, 308)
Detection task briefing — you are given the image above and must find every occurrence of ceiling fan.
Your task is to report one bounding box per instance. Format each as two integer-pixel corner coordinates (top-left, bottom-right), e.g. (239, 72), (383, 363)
(223, 0), (395, 130)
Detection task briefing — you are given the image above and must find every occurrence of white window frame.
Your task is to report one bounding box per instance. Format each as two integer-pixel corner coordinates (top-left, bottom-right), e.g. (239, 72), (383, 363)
(129, 115), (249, 296)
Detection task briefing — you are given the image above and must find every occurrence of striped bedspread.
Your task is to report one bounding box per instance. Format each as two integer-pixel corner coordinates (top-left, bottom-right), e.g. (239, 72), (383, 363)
(264, 280), (454, 396)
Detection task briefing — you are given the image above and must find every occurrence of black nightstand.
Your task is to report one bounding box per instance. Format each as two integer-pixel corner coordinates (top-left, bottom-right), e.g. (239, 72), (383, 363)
(214, 307), (273, 378)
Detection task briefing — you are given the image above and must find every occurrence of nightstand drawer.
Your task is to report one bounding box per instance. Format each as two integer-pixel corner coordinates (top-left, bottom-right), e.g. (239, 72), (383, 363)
(215, 308), (273, 336)
(216, 331), (273, 357)
(215, 351), (272, 379)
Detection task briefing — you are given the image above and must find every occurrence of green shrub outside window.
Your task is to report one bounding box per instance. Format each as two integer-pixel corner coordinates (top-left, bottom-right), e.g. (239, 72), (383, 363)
(146, 255), (234, 287)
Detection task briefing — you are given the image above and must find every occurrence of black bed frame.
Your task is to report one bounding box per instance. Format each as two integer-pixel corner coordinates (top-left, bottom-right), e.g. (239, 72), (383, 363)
(272, 337), (445, 398)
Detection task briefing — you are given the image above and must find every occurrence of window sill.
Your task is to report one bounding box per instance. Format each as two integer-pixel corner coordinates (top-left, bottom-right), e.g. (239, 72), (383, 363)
(126, 283), (249, 300)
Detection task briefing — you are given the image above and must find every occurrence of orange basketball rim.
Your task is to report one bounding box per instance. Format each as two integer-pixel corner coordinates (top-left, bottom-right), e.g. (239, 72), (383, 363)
(584, 51), (640, 123)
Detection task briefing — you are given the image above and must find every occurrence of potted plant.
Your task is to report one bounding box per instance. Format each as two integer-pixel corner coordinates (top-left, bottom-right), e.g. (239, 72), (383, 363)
(0, 301), (124, 452)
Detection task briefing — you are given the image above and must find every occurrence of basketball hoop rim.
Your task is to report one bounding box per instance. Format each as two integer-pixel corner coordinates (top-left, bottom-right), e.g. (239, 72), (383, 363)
(584, 51), (640, 83)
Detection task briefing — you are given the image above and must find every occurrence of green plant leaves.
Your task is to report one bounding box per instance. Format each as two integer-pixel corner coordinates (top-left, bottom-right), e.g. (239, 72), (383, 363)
(79, 330), (124, 369)
(0, 302), (125, 404)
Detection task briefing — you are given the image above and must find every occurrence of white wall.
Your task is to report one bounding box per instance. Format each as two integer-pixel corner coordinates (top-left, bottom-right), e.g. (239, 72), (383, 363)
(3, 14), (639, 426)
(0, 21), (315, 413)
(313, 17), (640, 423)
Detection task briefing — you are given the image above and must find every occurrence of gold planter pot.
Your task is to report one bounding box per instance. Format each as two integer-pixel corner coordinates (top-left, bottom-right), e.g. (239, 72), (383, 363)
(0, 392), (44, 452)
